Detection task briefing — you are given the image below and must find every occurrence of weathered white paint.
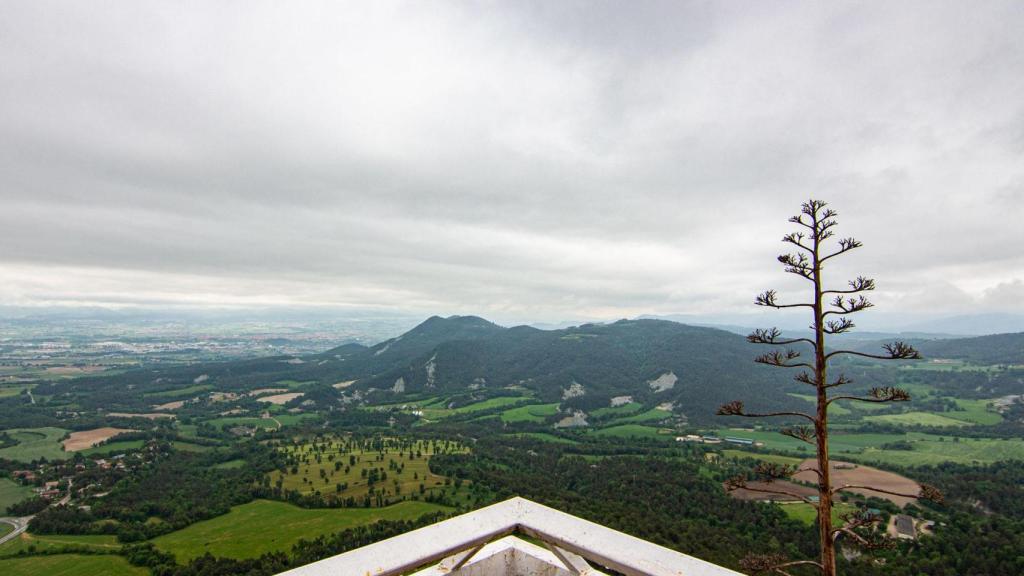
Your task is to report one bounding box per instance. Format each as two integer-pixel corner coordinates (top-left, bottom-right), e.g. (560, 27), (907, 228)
(409, 536), (599, 575)
(277, 497), (743, 576)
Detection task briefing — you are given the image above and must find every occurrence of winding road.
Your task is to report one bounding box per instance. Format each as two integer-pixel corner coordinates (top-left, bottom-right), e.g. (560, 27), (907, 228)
(0, 516), (32, 546)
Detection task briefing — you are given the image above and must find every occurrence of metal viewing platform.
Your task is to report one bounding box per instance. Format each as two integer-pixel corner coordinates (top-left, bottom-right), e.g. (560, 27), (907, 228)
(278, 496), (742, 576)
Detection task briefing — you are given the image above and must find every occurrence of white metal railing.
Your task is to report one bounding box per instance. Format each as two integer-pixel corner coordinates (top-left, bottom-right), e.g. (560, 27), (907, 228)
(277, 496), (743, 576)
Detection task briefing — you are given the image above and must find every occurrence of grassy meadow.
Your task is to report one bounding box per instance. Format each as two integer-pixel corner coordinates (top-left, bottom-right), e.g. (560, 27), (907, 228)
(864, 412), (973, 427)
(0, 533), (122, 557)
(588, 424), (673, 440)
(0, 554), (147, 576)
(269, 436), (470, 503)
(0, 478), (35, 512)
(151, 499), (450, 561)
(0, 427), (68, 462)
(780, 502), (858, 526)
(500, 403), (559, 423)
(716, 430), (1024, 466)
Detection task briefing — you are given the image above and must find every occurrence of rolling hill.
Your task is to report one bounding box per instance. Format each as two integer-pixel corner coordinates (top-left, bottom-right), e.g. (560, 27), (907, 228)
(37, 315), (811, 424)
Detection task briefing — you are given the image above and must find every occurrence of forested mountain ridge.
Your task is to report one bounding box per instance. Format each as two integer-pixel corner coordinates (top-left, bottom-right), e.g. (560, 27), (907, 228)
(32, 315), (806, 423)
(842, 331), (1024, 367)
(40, 315), (1022, 426)
(908, 332), (1024, 365)
(337, 316), (798, 420)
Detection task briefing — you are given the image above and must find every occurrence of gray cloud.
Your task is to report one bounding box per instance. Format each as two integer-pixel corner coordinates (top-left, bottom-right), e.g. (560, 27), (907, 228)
(1, 1), (1023, 324)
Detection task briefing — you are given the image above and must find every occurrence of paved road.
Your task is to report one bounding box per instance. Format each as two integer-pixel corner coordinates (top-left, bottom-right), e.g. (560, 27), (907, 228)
(0, 516), (32, 546)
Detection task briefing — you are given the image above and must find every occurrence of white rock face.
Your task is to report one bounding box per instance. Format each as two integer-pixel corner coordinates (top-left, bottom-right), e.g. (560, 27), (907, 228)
(610, 395), (633, 407)
(193, 374), (209, 384)
(374, 341), (393, 356)
(393, 377), (406, 393)
(657, 402), (675, 412)
(562, 381), (586, 400)
(648, 372), (678, 393)
(554, 410), (589, 428)
(468, 377), (487, 390)
(424, 354), (437, 388)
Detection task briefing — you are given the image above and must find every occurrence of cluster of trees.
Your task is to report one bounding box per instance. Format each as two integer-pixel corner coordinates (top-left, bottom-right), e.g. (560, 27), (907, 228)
(430, 436), (818, 568)
(848, 460), (1024, 575)
(30, 444), (282, 541)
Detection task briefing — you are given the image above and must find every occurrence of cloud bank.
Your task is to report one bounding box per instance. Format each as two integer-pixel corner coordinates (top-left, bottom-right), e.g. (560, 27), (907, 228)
(1, 1), (1022, 324)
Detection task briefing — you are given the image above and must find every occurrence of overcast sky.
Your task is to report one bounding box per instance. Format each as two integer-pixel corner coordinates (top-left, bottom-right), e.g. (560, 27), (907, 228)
(2, 1), (1023, 326)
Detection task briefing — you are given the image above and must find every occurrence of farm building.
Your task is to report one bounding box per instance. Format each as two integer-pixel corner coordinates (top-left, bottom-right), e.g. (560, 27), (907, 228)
(724, 437), (753, 445)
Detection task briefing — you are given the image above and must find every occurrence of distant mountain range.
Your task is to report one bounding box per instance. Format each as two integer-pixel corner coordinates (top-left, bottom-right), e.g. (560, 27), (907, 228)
(53, 314), (1024, 423)
(315, 315), (790, 420)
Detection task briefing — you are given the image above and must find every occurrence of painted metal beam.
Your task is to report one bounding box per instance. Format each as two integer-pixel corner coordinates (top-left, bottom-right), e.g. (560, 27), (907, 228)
(277, 497), (744, 576)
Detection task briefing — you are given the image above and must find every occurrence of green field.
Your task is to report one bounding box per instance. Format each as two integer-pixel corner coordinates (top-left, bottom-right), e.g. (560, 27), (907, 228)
(507, 432), (580, 445)
(0, 427), (68, 462)
(788, 393), (851, 415)
(950, 399), (1003, 425)
(213, 459), (246, 469)
(607, 408), (672, 425)
(0, 533), (122, 557)
(0, 478), (35, 512)
(376, 396), (445, 410)
(276, 380), (318, 389)
(500, 403), (559, 423)
(152, 499), (451, 561)
(0, 554), (147, 576)
(715, 428), (1024, 466)
(171, 440), (213, 452)
(205, 413), (316, 431)
(589, 424), (671, 440)
(864, 412), (973, 427)
(81, 439), (145, 455)
(420, 396), (527, 419)
(780, 502), (858, 526)
(0, 384), (32, 398)
(0, 523), (12, 539)
(270, 437), (468, 503)
(590, 402), (644, 418)
(721, 450), (803, 466)
(175, 423), (200, 438)
(854, 436), (1024, 466)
